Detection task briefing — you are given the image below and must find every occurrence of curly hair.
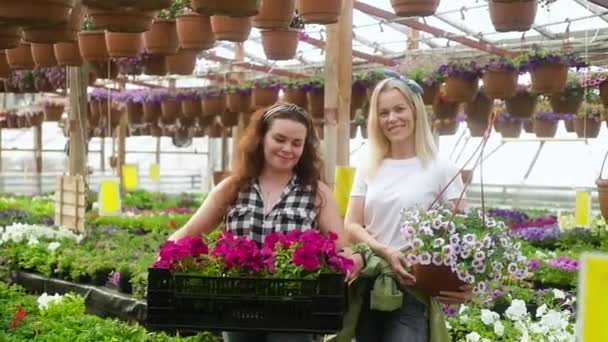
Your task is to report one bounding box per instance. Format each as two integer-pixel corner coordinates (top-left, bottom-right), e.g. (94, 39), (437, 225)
(229, 104), (325, 205)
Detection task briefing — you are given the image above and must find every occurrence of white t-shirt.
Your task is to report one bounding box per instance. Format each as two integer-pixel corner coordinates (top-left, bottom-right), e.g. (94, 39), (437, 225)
(350, 157), (465, 250)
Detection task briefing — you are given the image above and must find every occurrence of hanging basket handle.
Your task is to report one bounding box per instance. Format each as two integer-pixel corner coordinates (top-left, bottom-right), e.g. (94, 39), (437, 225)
(600, 149), (608, 181)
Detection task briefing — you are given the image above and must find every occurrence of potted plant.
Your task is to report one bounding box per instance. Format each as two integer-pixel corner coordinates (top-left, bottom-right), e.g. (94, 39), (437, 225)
(581, 71), (608, 109)
(405, 63), (444, 105)
(166, 48), (197, 75)
(549, 76), (584, 115)
(85, 1), (159, 34)
(176, 9), (216, 51)
(32, 68), (54, 92)
(516, 49), (588, 94)
(438, 61), (481, 103)
(31, 43), (58, 67)
(225, 83), (251, 114)
(400, 206), (528, 296)
(40, 99), (65, 122)
(6, 43), (36, 70)
(573, 102), (603, 138)
(0, 26), (21, 51)
(351, 75), (371, 118)
(155, 89), (180, 124)
(296, 0), (342, 25)
(390, 0), (440, 17)
(260, 14), (301, 61)
(143, 7), (180, 56)
(281, 78), (308, 108)
(303, 76), (324, 119)
(9, 70), (36, 93)
(495, 112), (524, 138)
(533, 102), (565, 138)
(253, 0), (295, 29)
(104, 30), (143, 58)
(143, 54), (167, 76)
(464, 90), (493, 137)
(54, 40), (83, 66)
(505, 85), (538, 119)
(142, 89), (163, 125)
(201, 87), (227, 117)
(114, 52), (149, 76)
(433, 113), (465, 136)
(0, 51), (10, 78)
(23, 1), (83, 44)
(115, 89), (146, 125)
(190, 0), (260, 17)
(78, 17), (109, 62)
(176, 90), (202, 118)
(488, 0), (539, 32)
(432, 93), (460, 119)
(482, 57), (520, 99)
(210, 15), (253, 42)
(252, 77), (281, 108)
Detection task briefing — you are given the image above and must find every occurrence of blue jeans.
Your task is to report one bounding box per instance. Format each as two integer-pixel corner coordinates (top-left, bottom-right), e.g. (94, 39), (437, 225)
(355, 286), (429, 342)
(222, 332), (313, 342)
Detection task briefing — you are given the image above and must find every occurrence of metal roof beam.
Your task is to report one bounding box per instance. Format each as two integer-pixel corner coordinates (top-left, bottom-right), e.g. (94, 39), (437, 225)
(200, 52), (308, 78)
(298, 32), (397, 66)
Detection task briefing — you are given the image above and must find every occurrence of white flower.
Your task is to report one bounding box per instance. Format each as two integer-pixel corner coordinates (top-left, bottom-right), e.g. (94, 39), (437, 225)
(445, 321), (452, 330)
(48, 242), (61, 251)
(458, 305), (468, 314)
(481, 309), (499, 325)
(28, 237), (40, 245)
(421, 226), (434, 236)
(460, 314), (469, 324)
(463, 234), (476, 244)
(37, 293), (63, 310)
(432, 253), (443, 266)
(540, 310), (568, 331)
(406, 254), (419, 264)
(552, 289), (565, 299)
(412, 238), (424, 249)
(465, 331), (480, 342)
(494, 320), (505, 336)
(481, 339), (491, 342)
(505, 299), (528, 321)
(402, 226), (416, 237)
(419, 252), (432, 265)
(432, 218), (443, 229)
(536, 304), (548, 318)
(520, 330), (530, 342)
(449, 234), (460, 244)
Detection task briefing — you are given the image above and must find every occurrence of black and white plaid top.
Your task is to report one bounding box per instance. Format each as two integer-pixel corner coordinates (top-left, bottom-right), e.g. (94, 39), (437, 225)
(224, 175), (318, 243)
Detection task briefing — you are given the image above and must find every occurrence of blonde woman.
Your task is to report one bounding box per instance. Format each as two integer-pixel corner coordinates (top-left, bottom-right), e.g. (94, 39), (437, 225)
(345, 71), (470, 342)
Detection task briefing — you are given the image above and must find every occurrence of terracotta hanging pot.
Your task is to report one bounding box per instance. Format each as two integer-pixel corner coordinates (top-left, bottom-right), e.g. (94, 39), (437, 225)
(498, 121), (522, 138)
(533, 119), (558, 138)
(421, 83), (439, 105)
(598, 153), (608, 222)
(296, 0), (342, 25)
(307, 89), (324, 119)
(464, 91), (492, 122)
(489, 0), (537, 32)
(87, 7), (155, 33)
(482, 68), (518, 99)
(199, 114), (215, 127)
(54, 41), (82, 66)
(351, 83), (367, 113)
(283, 87), (308, 108)
(549, 92), (583, 114)
(181, 99), (201, 118)
(0, 26), (22, 50)
(221, 111), (239, 127)
(0, 51), (10, 78)
(161, 98), (180, 123)
(253, 0), (295, 29)
(143, 54), (167, 76)
(600, 82), (608, 108)
(210, 15), (252, 42)
(6, 43), (35, 70)
(564, 119), (574, 133)
(467, 119), (490, 137)
(260, 28), (299, 60)
(432, 98), (459, 119)
(0, 0), (73, 27)
(191, 0), (260, 17)
(22, 1), (82, 44)
(573, 118), (601, 138)
(143, 102), (161, 124)
(143, 18), (179, 55)
(105, 31), (143, 58)
(126, 102), (143, 125)
(444, 76), (479, 103)
(44, 104), (64, 121)
(434, 120), (459, 136)
(252, 86), (279, 108)
(166, 49), (197, 75)
(88, 100), (101, 126)
(31, 43), (58, 67)
(226, 91), (251, 113)
(176, 12), (215, 50)
(412, 265), (466, 297)
(530, 63), (568, 94)
(207, 120), (223, 138)
(390, 0), (440, 17)
(78, 30), (109, 61)
(202, 93), (227, 115)
(505, 90), (537, 118)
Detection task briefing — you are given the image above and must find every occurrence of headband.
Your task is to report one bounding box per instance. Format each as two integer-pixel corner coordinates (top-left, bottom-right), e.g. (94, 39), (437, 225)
(263, 103), (312, 123)
(382, 69), (424, 95)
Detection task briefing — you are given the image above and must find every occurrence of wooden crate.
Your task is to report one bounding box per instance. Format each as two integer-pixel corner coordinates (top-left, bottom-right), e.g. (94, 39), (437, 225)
(54, 175), (86, 234)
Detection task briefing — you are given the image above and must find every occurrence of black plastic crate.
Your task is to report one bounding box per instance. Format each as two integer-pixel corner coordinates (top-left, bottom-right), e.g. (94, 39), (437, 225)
(145, 268), (347, 334)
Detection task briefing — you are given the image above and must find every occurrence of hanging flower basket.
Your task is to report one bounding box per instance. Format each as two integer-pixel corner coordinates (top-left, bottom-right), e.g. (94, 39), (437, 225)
(43, 103), (64, 121)
(0, 0), (73, 27)
(105, 31), (143, 58)
(210, 15), (252, 42)
(505, 89), (537, 118)
(564, 118), (574, 133)
(22, 2), (82, 44)
(434, 119), (460, 136)
(421, 83), (439, 105)
(439, 61), (481, 103)
(533, 115), (559, 138)
(390, 0), (440, 17)
(467, 119), (491, 137)
(78, 30), (109, 61)
(0, 51), (10, 78)
(191, 0), (260, 17)
(252, 78), (280, 108)
(283, 87), (308, 108)
(498, 120), (522, 138)
(82, 0), (172, 12)
(221, 111), (239, 127)
(482, 58), (519, 99)
(166, 49), (197, 75)
(351, 82), (367, 113)
(176, 12), (216, 51)
(199, 115), (215, 127)
(31, 43), (58, 67)
(87, 7), (155, 33)
(296, 0), (342, 25)
(573, 117), (601, 138)
(202, 91), (227, 116)
(143, 102), (162, 124)
(144, 19), (179, 55)
(253, 0), (295, 29)
(54, 41), (83, 66)
(530, 63), (568, 94)
(307, 89), (325, 120)
(6, 43), (35, 70)
(207, 121), (223, 138)
(88, 100), (101, 126)
(464, 92), (492, 137)
(226, 90), (251, 113)
(177, 91), (201, 118)
(488, 0), (537, 32)
(0, 26), (22, 50)
(161, 98), (180, 124)
(126, 102), (144, 125)
(144, 54), (167, 76)
(432, 97), (459, 119)
(598, 152), (608, 222)
(260, 29), (299, 61)
(549, 84), (584, 114)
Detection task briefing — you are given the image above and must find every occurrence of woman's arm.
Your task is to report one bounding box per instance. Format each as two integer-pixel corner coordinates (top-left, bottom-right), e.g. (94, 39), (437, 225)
(344, 196), (415, 286)
(167, 178), (235, 241)
(316, 181), (348, 249)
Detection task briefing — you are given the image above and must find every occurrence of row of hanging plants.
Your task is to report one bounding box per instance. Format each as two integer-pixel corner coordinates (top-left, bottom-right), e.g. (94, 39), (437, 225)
(0, 108), (44, 129)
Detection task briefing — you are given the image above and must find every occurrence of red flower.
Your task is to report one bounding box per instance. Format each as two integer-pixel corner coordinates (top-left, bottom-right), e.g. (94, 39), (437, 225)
(8, 304), (27, 330)
(293, 243), (321, 271)
(168, 220), (178, 228)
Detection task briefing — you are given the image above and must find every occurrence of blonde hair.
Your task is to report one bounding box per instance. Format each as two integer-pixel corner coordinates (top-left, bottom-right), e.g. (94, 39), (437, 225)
(365, 78), (437, 177)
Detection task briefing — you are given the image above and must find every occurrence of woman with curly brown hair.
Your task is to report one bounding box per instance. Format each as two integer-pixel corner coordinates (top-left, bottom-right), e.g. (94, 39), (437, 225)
(167, 103), (363, 342)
